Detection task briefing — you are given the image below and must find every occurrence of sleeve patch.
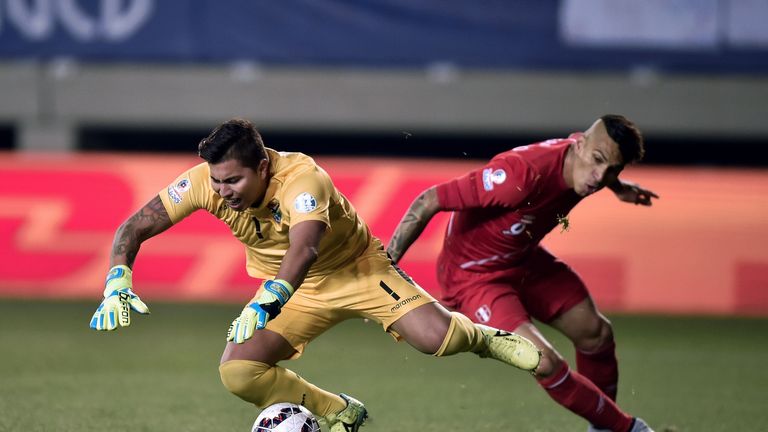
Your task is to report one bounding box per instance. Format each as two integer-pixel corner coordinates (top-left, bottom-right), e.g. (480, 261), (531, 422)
(174, 178), (191, 193)
(482, 168), (507, 191)
(167, 185), (182, 204)
(167, 177), (191, 204)
(293, 192), (318, 213)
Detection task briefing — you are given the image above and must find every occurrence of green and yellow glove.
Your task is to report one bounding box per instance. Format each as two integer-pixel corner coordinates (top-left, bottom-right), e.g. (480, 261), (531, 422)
(89, 265), (150, 331)
(227, 279), (294, 344)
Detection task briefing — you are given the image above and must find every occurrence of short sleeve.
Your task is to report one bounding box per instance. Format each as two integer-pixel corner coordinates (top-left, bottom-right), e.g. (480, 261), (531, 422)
(158, 163), (209, 224)
(281, 167), (332, 228)
(436, 154), (534, 210)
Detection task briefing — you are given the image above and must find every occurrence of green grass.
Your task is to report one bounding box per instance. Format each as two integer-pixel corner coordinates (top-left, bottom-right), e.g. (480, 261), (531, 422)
(1, 299), (766, 431)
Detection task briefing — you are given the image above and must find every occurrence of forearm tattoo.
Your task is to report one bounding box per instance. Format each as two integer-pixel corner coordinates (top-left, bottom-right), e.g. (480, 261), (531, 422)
(112, 196), (171, 267)
(387, 194), (433, 263)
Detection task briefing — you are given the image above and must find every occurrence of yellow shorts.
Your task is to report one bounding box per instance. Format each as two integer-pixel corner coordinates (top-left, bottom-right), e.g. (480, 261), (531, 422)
(264, 238), (436, 357)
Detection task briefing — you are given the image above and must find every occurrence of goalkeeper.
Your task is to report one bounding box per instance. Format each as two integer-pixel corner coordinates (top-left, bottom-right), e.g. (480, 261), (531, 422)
(89, 118), (541, 432)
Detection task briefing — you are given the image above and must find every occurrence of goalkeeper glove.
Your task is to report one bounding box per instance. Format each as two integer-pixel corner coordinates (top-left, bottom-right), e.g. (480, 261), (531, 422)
(89, 265), (150, 331)
(227, 279), (294, 344)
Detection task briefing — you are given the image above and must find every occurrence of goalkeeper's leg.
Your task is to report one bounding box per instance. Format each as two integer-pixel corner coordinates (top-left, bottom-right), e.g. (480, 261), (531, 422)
(219, 359), (344, 415)
(219, 360), (368, 431)
(391, 304), (540, 371)
(219, 326), (367, 431)
(219, 326), (346, 417)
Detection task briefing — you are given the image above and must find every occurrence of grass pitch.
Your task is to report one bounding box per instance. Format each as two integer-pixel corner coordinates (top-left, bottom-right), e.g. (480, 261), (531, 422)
(0, 299), (766, 431)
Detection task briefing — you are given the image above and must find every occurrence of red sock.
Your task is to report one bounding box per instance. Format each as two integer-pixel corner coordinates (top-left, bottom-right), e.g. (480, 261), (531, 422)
(537, 362), (632, 432)
(576, 340), (619, 401)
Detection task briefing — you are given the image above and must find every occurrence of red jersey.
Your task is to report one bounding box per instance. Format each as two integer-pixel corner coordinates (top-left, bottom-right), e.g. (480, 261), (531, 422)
(436, 135), (583, 272)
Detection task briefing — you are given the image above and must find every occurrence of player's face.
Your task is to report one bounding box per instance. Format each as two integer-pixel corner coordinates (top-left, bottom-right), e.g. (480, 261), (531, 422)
(572, 120), (624, 196)
(208, 158), (269, 211)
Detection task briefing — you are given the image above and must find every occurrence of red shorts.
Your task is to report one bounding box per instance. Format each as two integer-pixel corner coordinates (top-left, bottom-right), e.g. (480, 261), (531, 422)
(437, 246), (589, 331)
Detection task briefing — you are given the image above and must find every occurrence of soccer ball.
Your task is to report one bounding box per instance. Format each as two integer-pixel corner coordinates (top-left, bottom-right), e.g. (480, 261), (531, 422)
(252, 402), (320, 432)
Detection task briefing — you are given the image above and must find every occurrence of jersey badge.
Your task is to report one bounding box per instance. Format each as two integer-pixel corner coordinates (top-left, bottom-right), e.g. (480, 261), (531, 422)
(294, 192), (318, 213)
(268, 199), (282, 223)
(174, 178), (191, 193)
(474, 304), (492, 323)
(482, 168), (507, 191)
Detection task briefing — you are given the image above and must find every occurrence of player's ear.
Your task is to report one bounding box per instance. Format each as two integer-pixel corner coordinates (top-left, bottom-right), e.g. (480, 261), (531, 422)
(574, 134), (586, 152)
(257, 158), (269, 180)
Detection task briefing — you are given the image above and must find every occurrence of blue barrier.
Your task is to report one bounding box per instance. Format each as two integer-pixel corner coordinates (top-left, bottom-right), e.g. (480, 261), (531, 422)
(0, 0), (766, 73)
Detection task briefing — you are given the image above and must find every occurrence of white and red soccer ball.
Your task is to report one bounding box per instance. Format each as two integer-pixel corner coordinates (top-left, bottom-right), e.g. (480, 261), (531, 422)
(252, 403), (320, 432)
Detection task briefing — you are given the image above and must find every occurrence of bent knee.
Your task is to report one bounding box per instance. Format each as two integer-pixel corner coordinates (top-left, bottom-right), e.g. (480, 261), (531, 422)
(219, 360), (270, 402)
(575, 316), (614, 352)
(533, 350), (565, 378)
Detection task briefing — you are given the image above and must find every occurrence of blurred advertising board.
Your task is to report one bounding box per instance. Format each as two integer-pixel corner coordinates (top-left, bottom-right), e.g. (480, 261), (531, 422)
(2, 152), (767, 315)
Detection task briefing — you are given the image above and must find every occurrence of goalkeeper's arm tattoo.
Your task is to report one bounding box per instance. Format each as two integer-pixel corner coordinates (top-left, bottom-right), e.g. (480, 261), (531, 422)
(387, 187), (440, 264)
(111, 195), (173, 267)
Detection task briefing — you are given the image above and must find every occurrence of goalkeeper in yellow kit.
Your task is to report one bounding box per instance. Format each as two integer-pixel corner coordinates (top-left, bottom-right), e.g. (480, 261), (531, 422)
(89, 118), (540, 431)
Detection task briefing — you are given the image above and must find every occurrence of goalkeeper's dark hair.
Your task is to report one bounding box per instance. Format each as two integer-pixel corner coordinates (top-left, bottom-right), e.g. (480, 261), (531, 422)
(600, 114), (645, 164)
(198, 118), (267, 170)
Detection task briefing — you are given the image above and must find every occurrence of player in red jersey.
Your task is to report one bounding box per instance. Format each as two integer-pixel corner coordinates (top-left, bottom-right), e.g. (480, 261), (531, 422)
(387, 115), (658, 432)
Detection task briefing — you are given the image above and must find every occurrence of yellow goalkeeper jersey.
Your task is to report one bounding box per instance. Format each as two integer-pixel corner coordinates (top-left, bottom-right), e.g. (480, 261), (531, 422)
(158, 148), (372, 280)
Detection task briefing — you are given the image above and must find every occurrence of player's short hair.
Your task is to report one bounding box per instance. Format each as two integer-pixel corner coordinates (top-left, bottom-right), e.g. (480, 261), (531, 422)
(198, 118), (267, 170)
(600, 114), (645, 164)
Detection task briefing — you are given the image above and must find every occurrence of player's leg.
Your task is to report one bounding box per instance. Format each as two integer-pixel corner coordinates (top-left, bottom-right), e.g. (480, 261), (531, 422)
(550, 297), (619, 400)
(521, 247), (635, 431)
(370, 249), (539, 371)
(513, 321), (633, 432)
(218, 298), (359, 427)
(388, 301), (539, 370)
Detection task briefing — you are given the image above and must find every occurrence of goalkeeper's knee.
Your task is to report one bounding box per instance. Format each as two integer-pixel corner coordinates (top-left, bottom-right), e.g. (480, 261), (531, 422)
(433, 312), (485, 357)
(219, 360), (274, 406)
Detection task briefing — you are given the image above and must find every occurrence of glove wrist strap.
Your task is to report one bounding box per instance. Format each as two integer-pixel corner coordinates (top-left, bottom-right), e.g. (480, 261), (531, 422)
(271, 279), (295, 296)
(104, 265), (133, 297)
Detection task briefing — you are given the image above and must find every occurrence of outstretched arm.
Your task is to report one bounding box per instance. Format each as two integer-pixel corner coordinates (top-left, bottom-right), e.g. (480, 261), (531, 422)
(90, 195), (173, 331)
(386, 186), (441, 264)
(111, 195), (174, 268)
(608, 178), (659, 206)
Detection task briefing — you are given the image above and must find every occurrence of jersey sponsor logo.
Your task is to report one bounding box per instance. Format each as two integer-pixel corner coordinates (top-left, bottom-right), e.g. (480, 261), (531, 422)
(475, 304), (492, 323)
(267, 199), (282, 223)
(293, 192), (317, 213)
(390, 294), (422, 313)
(502, 215), (536, 236)
(167, 185), (182, 204)
(482, 168), (506, 191)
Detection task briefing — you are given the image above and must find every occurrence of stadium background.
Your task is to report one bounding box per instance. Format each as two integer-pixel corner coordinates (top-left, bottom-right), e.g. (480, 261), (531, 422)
(2, 1), (767, 431)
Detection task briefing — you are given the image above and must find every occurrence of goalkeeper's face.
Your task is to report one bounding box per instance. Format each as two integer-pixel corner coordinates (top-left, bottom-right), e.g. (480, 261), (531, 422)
(209, 157), (269, 211)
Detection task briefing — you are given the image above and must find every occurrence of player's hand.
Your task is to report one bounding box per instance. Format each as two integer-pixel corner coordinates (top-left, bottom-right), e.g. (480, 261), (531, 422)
(89, 265), (150, 331)
(227, 279), (294, 344)
(612, 180), (659, 206)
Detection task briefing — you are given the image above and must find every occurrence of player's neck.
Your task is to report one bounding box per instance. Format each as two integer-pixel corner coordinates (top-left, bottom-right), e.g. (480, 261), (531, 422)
(562, 144), (575, 189)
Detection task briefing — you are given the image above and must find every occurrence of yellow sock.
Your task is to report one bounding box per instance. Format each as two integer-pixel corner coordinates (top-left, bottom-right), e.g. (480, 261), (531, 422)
(219, 360), (345, 417)
(433, 312), (487, 356)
